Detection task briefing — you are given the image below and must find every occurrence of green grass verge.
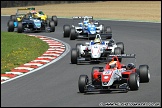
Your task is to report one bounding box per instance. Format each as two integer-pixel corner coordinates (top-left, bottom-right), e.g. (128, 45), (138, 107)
(1, 32), (49, 74)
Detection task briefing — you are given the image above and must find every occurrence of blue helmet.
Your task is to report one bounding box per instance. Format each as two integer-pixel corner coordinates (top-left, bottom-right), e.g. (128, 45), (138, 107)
(127, 63), (135, 70)
(83, 17), (89, 26)
(83, 21), (88, 25)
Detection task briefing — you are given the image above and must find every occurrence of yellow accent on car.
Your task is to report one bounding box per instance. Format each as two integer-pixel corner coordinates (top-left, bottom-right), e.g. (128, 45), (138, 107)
(17, 18), (21, 21)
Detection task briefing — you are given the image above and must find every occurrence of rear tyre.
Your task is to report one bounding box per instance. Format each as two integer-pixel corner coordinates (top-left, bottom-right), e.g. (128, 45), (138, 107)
(8, 20), (14, 32)
(116, 42), (124, 54)
(10, 15), (16, 21)
(17, 22), (23, 33)
(100, 24), (105, 33)
(63, 25), (70, 37)
(76, 43), (84, 57)
(139, 65), (150, 83)
(51, 15), (57, 26)
(71, 48), (78, 64)
(114, 47), (122, 62)
(128, 73), (139, 91)
(78, 75), (88, 93)
(105, 26), (112, 33)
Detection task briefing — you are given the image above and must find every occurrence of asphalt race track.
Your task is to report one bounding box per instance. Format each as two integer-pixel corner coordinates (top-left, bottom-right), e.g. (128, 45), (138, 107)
(1, 16), (161, 107)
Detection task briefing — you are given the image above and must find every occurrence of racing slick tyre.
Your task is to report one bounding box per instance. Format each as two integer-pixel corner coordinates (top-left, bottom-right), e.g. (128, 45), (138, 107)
(10, 15), (16, 21)
(139, 65), (150, 83)
(63, 25), (70, 38)
(78, 75), (89, 93)
(17, 22), (23, 33)
(100, 24), (105, 33)
(76, 43), (84, 57)
(76, 43), (84, 50)
(51, 15), (57, 26)
(8, 20), (14, 32)
(70, 28), (77, 40)
(49, 21), (55, 32)
(128, 73), (139, 91)
(46, 19), (50, 27)
(71, 48), (78, 64)
(105, 26), (112, 34)
(114, 47), (122, 62)
(116, 42), (124, 54)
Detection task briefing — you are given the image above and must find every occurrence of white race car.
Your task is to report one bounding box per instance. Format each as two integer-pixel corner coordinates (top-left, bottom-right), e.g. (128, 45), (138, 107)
(71, 34), (124, 64)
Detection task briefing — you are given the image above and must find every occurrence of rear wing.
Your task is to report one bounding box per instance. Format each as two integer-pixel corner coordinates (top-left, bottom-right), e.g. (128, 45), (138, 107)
(16, 7), (35, 16)
(108, 54), (136, 58)
(107, 54), (136, 64)
(72, 16), (93, 26)
(72, 16), (93, 19)
(17, 7), (35, 11)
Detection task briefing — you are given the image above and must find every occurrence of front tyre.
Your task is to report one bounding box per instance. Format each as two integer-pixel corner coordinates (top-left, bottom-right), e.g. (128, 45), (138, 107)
(49, 21), (55, 32)
(78, 75), (88, 93)
(128, 73), (139, 91)
(63, 25), (70, 37)
(8, 20), (14, 32)
(71, 48), (78, 64)
(70, 28), (77, 40)
(17, 22), (23, 33)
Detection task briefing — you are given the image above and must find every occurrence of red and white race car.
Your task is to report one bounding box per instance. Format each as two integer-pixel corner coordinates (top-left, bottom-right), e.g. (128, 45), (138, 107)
(78, 54), (150, 93)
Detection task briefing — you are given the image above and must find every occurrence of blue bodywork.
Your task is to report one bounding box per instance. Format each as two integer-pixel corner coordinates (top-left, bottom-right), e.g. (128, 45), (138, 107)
(79, 22), (97, 34)
(14, 22), (18, 27)
(14, 17), (42, 31)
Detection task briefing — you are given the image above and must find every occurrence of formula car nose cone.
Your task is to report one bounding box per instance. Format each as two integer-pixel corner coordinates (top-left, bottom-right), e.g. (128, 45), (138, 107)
(91, 45), (101, 58)
(104, 76), (109, 79)
(90, 30), (96, 34)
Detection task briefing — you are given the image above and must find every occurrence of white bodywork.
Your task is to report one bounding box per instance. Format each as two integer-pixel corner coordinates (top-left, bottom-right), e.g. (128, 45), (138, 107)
(77, 35), (118, 58)
(71, 16), (104, 34)
(101, 68), (126, 86)
(72, 24), (103, 34)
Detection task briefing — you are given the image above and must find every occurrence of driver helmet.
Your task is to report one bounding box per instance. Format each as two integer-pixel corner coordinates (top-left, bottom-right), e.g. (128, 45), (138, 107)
(83, 17), (89, 26)
(84, 17), (89, 22)
(127, 63), (135, 70)
(38, 10), (44, 15)
(109, 39), (114, 43)
(94, 38), (101, 44)
(83, 21), (88, 26)
(109, 61), (117, 69)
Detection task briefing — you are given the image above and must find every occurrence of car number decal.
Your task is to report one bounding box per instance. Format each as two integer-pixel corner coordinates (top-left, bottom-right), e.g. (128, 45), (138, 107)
(103, 70), (112, 75)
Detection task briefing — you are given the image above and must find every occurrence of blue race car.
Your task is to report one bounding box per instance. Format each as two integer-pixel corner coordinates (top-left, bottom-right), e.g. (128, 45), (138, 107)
(63, 16), (112, 40)
(7, 10), (55, 33)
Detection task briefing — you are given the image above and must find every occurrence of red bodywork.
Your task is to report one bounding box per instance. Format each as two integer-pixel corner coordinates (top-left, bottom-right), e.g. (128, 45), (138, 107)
(92, 56), (137, 82)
